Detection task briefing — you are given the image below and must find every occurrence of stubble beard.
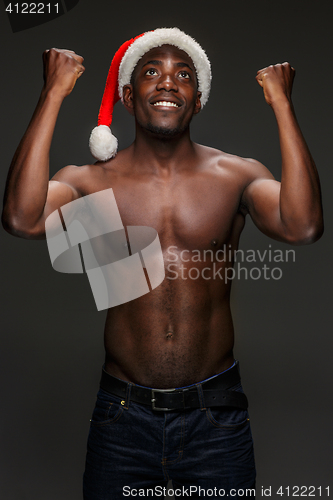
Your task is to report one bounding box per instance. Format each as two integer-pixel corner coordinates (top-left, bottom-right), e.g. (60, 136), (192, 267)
(144, 119), (191, 139)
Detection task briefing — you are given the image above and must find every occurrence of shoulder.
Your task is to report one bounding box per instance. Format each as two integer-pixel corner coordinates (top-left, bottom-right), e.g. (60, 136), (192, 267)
(50, 161), (117, 195)
(51, 163), (92, 179)
(51, 163), (102, 184)
(195, 143), (274, 182)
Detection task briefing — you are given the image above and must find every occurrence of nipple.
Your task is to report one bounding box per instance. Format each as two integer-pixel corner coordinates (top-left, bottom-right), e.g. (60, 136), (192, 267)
(211, 239), (218, 246)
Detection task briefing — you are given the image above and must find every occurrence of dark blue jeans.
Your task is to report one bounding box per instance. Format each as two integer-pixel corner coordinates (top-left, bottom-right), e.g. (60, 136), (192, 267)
(83, 379), (256, 499)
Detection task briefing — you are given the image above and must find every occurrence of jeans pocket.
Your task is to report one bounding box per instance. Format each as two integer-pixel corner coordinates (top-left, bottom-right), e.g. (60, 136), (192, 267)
(205, 383), (250, 429)
(205, 407), (250, 428)
(90, 389), (124, 426)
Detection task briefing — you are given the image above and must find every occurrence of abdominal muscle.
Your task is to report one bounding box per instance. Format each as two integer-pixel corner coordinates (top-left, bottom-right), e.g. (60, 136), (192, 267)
(103, 259), (235, 389)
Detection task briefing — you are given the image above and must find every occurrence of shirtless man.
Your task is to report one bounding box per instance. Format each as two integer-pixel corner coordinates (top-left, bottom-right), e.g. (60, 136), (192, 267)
(2, 28), (323, 499)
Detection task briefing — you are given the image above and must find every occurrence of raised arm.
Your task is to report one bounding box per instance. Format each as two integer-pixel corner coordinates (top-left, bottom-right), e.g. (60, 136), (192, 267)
(2, 48), (85, 240)
(241, 63), (323, 245)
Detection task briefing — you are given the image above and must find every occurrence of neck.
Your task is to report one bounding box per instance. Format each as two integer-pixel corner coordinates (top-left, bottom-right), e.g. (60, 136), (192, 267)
(130, 124), (197, 174)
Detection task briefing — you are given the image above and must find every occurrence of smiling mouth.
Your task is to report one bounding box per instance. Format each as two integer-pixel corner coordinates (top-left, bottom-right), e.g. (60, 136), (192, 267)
(152, 101), (180, 108)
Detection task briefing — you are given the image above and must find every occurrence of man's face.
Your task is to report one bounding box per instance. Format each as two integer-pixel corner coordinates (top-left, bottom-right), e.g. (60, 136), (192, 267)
(123, 45), (201, 138)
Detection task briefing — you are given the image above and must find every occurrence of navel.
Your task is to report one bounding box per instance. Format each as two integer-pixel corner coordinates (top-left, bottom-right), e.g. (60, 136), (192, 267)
(166, 331), (173, 340)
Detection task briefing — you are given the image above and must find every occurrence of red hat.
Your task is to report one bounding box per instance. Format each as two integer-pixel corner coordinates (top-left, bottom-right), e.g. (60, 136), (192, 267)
(89, 28), (212, 161)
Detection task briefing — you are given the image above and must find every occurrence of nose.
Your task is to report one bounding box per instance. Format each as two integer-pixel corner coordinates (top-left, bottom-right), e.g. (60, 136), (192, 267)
(156, 72), (178, 92)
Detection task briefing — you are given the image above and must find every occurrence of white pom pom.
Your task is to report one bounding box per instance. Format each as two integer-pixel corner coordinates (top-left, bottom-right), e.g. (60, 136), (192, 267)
(89, 125), (118, 161)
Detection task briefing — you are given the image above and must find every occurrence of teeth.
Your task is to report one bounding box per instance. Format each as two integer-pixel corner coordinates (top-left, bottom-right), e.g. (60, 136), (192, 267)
(153, 101), (179, 107)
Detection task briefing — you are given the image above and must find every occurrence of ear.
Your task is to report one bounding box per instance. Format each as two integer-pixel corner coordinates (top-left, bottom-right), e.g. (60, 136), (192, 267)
(122, 84), (135, 115)
(193, 91), (202, 115)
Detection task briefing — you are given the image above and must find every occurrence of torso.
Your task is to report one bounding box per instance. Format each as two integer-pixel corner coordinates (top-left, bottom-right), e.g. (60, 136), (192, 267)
(59, 143), (259, 388)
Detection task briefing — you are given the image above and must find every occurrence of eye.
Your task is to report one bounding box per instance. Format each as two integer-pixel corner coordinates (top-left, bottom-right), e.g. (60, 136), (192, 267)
(145, 68), (158, 76)
(179, 71), (190, 79)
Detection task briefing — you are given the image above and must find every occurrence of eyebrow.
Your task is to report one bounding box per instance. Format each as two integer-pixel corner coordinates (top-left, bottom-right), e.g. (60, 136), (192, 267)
(142, 60), (194, 72)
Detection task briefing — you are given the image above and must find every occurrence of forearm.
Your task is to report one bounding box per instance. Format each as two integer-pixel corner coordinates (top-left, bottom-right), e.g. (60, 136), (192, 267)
(273, 99), (323, 242)
(2, 87), (64, 235)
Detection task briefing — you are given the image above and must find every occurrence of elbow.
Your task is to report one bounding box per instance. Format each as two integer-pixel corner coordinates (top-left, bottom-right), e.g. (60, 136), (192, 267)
(284, 220), (324, 246)
(2, 210), (45, 240)
(308, 220), (324, 243)
(1, 209), (19, 236)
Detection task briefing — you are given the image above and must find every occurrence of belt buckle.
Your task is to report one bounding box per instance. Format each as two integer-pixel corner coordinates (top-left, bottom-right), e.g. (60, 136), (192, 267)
(151, 388), (177, 411)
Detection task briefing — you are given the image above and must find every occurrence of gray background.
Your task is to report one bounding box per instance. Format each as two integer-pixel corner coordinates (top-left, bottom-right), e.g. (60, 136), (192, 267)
(1, 0), (332, 498)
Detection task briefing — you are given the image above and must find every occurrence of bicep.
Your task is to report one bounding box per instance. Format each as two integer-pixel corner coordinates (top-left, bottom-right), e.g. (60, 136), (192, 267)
(242, 177), (286, 240)
(6, 166), (81, 240)
(43, 164), (81, 218)
(28, 178), (80, 240)
(44, 179), (80, 219)
(240, 158), (288, 241)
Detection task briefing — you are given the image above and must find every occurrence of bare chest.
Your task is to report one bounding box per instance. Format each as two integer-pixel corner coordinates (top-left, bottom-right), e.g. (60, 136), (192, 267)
(79, 168), (245, 252)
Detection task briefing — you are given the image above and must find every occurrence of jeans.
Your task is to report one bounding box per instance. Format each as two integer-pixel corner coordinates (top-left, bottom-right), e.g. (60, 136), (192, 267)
(83, 381), (256, 499)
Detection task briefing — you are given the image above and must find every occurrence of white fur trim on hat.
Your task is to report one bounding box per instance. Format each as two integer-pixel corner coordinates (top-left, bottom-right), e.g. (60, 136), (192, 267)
(89, 125), (118, 161)
(118, 28), (211, 107)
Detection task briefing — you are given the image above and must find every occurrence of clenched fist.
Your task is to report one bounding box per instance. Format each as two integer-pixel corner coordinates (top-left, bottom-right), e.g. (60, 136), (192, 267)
(42, 48), (85, 98)
(256, 62), (295, 107)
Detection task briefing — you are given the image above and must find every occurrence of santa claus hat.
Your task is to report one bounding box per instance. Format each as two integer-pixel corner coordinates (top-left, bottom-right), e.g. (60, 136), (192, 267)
(89, 27), (212, 161)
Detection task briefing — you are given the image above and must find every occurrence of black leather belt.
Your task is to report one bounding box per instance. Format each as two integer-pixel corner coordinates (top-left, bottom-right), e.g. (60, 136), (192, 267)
(100, 361), (248, 412)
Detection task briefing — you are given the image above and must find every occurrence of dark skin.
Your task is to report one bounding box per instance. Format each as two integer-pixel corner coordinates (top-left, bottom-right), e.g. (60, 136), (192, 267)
(2, 45), (323, 388)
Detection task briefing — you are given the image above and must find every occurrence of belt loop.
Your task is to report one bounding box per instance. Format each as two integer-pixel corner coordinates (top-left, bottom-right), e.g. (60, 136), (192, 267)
(124, 383), (132, 409)
(196, 383), (206, 411)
